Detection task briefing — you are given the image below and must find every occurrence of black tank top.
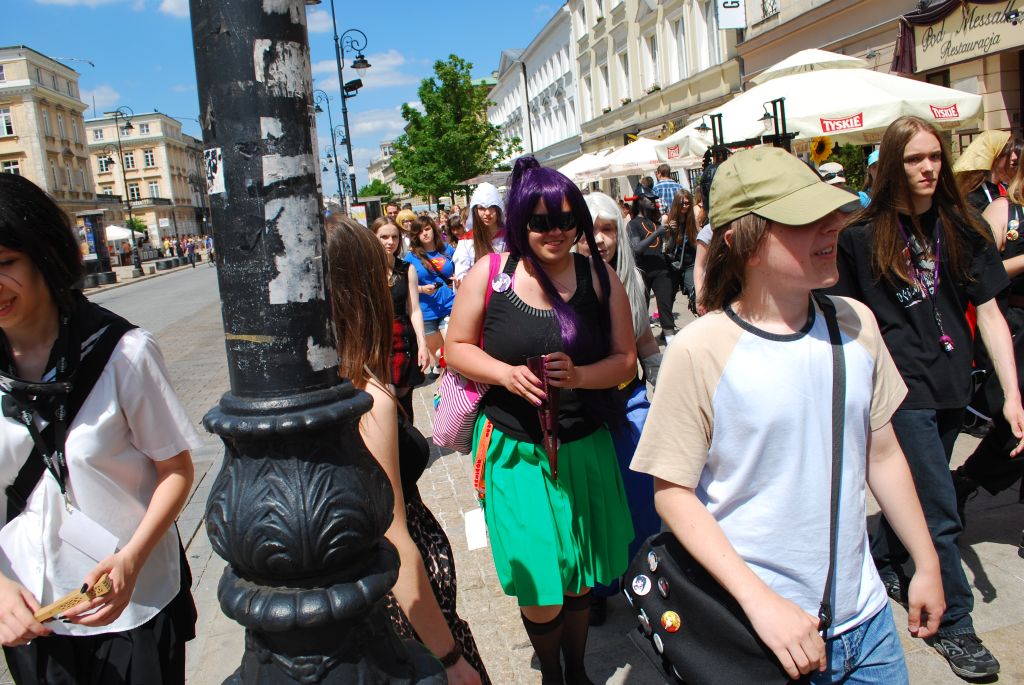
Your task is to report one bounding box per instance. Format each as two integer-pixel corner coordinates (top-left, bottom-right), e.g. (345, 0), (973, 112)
(390, 256), (410, 322)
(481, 253), (604, 443)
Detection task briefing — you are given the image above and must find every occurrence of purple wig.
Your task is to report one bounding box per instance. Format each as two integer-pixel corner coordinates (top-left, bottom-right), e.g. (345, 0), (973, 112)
(505, 156), (612, 358)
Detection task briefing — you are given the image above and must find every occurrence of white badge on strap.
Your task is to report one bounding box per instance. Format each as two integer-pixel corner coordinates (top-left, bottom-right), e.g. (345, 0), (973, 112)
(58, 508), (120, 563)
(464, 507), (489, 550)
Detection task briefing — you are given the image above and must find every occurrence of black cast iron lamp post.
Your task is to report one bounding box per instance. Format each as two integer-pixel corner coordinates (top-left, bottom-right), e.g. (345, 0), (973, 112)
(313, 89), (345, 207)
(108, 106), (145, 278)
(188, 0), (443, 681)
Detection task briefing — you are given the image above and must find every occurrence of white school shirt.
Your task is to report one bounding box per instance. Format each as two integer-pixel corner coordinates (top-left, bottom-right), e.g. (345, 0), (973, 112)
(0, 328), (203, 635)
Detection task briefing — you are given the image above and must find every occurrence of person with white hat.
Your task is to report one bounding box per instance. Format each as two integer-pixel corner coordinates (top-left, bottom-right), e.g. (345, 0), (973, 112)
(452, 183), (505, 285)
(817, 161), (846, 186)
(632, 145), (943, 683)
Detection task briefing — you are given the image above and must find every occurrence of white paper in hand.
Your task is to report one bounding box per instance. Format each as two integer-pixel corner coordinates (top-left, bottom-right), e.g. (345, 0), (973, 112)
(58, 508), (120, 563)
(464, 507), (489, 550)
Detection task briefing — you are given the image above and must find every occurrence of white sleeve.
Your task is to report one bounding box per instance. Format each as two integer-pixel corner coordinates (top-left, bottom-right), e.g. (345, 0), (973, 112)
(452, 239), (475, 279)
(696, 224), (713, 245)
(117, 330), (204, 460)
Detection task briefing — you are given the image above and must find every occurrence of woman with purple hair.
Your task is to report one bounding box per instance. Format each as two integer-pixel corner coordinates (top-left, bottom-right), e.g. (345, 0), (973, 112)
(446, 157), (636, 684)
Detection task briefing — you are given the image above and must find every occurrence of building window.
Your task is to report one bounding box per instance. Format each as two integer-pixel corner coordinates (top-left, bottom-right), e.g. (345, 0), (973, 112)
(78, 169), (86, 189)
(673, 17), (689, 81)
(0, 65), (5, 82)
(50, 160), (58, 187)
(93, 128), (104, 141)
(57, 113), (66, 139)
(41, 108), (51, 136)
(0, 108), (13, 136)
(581, 74), (593, 120)
(761, 0), (779, 19)
(51, 74), (58, 90)
(599, 63), (610, 110)
(123, 151), (136, 169)
(72, 119), (80, 143)
(102, 186), (113, 195)
(65, 164), (73, 190)
(143, 148), (155, 167)
(705, 1), (721, 66)
(645, 33), (660, 88)
(66, 81), (73, 96)
(35, 67), (42, 83)
(617, 52), (630, 101)
(148, 181), (160, 198)
(97, 156), (111, 173)
(1, 161), (20, 175)
(127, 183), (141, 201)
(139, 123), (150, 134)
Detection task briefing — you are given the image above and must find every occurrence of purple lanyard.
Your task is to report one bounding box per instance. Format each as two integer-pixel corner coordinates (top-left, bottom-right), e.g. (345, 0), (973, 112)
(896, 216), (954, 353)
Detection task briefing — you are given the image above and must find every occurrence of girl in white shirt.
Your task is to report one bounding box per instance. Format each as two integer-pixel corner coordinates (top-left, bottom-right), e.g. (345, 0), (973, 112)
(451, 183), (505, 285)
(0, 173), (199, 683)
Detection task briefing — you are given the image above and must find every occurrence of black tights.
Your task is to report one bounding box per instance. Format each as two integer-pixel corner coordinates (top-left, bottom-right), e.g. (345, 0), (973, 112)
(397, 389), (414, 424)
(520, 592), (593, 685)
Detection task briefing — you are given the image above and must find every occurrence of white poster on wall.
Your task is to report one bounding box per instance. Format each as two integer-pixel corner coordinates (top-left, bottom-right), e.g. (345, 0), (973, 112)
(717, 0), (746, 30)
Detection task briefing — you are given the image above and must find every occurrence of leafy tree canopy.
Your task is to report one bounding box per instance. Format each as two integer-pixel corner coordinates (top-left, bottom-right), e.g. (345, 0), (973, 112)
(358, 179), (394, 200)
(391, 55), (520, 201)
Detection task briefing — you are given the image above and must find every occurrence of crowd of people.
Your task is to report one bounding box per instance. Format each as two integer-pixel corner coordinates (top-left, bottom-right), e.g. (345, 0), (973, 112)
(1, 113), (1023, 685)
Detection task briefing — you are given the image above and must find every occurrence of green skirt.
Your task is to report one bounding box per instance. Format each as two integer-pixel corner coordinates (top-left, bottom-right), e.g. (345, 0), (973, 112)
(472, 415), (635, 606)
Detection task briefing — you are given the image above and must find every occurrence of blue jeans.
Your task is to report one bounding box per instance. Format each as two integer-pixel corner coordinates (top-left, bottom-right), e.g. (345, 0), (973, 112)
(870, 407), (974, 635)
(811, 604), (908, 684)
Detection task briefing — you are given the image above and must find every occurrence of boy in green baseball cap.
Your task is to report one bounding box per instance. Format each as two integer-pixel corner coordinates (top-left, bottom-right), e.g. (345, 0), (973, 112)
(632, 146), (944, 683)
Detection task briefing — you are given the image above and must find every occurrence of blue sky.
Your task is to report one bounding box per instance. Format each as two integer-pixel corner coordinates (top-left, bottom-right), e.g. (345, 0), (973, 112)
(6, 0), (560, 192)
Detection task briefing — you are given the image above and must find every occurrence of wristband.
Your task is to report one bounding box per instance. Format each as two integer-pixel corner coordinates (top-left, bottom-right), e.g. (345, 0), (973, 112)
(438, 643), (462, 668)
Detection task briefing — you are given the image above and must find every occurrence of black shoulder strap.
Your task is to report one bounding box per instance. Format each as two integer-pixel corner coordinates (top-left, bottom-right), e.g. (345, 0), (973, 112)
(5, 317), (136, 523)
(813, 291), (845, 636)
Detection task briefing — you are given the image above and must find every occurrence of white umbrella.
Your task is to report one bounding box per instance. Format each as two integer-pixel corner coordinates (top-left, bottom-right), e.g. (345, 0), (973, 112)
(750, 48), (868, 85)
(105, 225), (133, 241)
(597, 137), (680, 179)
(557, 153), (609, 182)
(688, 67), (981, 147)
(654, 123), (710, 167)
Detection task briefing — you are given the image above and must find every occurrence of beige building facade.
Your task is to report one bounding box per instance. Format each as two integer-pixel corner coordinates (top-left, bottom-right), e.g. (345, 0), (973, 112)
(86, 111), (206, 248)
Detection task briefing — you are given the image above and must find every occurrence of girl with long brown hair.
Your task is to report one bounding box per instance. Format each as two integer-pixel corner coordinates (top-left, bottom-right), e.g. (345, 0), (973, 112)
(451, 183), (505, 286)
(372, 217), (428, 421)
(327, 216), (488, 685)
(830, 115), (1023, 679)
(404, 215), (455, 375)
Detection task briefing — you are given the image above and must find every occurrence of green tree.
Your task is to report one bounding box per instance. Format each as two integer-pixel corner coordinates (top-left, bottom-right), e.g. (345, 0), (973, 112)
(358, 179), (394, 200)
(391, 55), (520, 202)
(126, 216), (147, 232)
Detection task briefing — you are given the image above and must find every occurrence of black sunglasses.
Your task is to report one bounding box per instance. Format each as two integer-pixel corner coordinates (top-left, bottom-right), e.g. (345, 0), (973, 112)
(527, 211), (578, 233)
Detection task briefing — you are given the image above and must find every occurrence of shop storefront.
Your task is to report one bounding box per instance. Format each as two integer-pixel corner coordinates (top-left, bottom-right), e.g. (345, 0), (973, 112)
(893, 0), (1024, 148)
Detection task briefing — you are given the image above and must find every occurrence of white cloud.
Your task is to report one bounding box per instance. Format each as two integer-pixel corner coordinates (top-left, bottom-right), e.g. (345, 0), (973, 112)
(34, 0), (119, 5)
(350, 108), (406, 137)
(306, 8), (332, 33)
(158, 0), (188, 17)
(80, 84), (121, 113)
(534, 3), (553, 15)
(170, 83), (194, 93)
(311, 50), (419, 91)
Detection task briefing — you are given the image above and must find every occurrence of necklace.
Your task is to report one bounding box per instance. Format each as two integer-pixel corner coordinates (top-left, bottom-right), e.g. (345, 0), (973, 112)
(896, 215), (954, 353)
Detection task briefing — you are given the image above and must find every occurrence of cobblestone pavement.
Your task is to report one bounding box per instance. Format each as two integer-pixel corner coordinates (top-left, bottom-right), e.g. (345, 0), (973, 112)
(2, 281), (1022, 684)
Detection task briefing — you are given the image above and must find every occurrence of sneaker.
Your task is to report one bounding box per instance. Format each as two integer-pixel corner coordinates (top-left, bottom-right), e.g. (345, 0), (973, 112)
(930, 633), (1000, 680)
(951, 468), (979, 528)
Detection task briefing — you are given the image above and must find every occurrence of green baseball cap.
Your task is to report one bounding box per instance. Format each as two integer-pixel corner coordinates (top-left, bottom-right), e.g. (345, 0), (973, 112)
(710, 146), (859, 228)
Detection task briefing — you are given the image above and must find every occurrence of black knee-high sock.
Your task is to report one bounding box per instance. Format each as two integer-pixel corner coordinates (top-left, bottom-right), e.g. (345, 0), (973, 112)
(561, 593), (593, 685)
(521, 610), (565, 684)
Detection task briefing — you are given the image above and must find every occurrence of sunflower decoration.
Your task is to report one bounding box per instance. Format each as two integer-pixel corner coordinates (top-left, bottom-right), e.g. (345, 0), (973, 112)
(810, 136), (835, 165)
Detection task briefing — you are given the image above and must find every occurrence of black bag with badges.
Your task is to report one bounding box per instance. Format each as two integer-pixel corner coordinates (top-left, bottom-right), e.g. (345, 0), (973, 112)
(623, 293), (846, 685)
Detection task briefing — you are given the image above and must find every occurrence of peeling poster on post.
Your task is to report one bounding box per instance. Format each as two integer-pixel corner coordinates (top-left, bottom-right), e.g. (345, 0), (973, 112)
(205, 147), (225, 195)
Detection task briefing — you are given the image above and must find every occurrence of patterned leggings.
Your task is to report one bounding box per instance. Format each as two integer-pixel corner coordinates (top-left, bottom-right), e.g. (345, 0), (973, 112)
(383, 492), (491, 684)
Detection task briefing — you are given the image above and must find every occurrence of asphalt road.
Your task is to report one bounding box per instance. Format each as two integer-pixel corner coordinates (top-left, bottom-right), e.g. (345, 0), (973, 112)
(89, 265), (221, 334)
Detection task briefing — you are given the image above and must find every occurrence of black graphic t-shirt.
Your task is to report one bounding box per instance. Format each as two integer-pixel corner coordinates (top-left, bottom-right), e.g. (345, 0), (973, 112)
(828, 206), (1008, 409)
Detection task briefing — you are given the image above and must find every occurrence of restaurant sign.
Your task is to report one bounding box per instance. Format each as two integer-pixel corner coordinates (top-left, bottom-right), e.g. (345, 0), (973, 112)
(914, 1), (1023, 72)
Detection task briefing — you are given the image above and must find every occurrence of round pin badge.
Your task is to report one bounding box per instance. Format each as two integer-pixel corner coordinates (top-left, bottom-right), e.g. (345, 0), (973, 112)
(637, 609), (652, 636)
(491, 272), (512, 293)
(661, 610), (681, 633)
(631, 574), (652, 596)
(657, 577), (670, 599)
(647, 550), (659, 573)
(652, 633), (664, 654)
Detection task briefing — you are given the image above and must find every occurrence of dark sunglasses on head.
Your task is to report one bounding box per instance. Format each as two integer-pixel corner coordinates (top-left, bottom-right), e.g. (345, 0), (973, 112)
(820, 172), (844, 182)
(527, 211), (578, 233)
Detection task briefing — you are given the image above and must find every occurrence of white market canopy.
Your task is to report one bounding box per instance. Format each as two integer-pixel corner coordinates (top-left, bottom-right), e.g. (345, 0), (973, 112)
(749, 48), (868, 85)
(557, 153), (609, 183)
(104, 225), (135, 241)
(657, 51), (982, 152)
(594, 136), (701, 180)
